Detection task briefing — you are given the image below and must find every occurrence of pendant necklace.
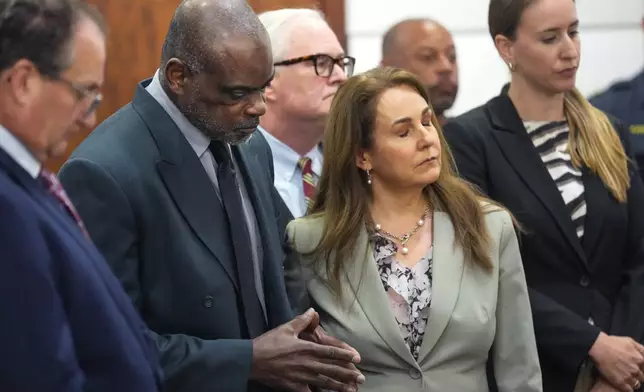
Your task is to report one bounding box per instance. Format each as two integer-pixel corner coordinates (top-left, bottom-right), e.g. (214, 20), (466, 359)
(373, 205), (431, 255)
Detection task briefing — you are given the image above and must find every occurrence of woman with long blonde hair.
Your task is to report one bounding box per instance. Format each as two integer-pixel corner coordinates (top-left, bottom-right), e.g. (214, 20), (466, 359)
(285, 66), (542, 392)
(444, 1), (644, 391)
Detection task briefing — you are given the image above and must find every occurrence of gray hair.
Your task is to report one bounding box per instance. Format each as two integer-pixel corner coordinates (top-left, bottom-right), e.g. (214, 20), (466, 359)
(258, 8), (327, 63)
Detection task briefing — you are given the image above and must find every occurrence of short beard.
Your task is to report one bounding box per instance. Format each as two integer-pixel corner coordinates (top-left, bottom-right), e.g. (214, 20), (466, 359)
(183, 97), (253, 144)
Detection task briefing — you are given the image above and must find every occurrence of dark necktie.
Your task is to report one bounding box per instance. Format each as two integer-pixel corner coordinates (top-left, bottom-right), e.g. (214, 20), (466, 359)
(209, 141), (266, 338)
(39, 169), (91, 240)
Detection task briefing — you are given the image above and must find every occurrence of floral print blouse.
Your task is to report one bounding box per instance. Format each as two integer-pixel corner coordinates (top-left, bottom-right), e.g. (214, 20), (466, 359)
(371, 234), (434, 360)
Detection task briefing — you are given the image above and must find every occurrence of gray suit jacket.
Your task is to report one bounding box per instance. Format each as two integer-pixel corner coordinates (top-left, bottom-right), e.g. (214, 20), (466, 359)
(286, 208), (542, 392)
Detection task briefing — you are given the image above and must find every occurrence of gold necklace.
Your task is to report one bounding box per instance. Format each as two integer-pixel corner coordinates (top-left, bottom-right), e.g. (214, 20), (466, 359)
(374, 205), (431, 255)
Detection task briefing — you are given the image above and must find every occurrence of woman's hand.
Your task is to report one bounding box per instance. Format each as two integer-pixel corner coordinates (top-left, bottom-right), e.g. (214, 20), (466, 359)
(591, 378), (621, 392)
(589, 332), (644, 392)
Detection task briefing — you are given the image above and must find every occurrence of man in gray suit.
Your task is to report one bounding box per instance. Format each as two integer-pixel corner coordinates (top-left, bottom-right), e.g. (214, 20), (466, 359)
(58, 0), (364, 391)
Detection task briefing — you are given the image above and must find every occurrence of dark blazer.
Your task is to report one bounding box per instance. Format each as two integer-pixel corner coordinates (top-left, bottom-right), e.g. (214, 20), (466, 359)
(0, 148), (161, 392)
(443, 93), (644, 392)
(58, 80), (294, 392)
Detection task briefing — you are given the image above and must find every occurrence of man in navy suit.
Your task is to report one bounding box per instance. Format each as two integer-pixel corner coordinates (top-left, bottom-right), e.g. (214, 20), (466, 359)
(0, 0), (161, 390)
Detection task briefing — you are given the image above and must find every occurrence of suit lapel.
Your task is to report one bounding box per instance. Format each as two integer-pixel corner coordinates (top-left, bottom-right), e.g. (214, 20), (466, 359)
(0, 148), (93, 252)
(487, 96), (587, 268)
(416, 211), (464, 363)
(580, 169), (608, 258)
(132, 81), (239, 291)
(343, 227), (417, 367)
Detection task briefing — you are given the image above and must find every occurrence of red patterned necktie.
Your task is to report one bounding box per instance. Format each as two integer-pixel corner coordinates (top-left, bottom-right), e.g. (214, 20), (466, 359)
(39, 169), (91, 239)
(297, 157), (316, 212)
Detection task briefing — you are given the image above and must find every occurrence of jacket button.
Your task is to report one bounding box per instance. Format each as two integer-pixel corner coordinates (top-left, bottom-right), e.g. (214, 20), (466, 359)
(580, 276), (590, 287)
(409, 368), (421, 380)
(203, 296), (214, 308)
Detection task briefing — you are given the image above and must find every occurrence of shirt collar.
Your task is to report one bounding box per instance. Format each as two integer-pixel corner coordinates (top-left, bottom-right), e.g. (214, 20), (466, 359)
(257, 125), (323, 181)
(145, 70), (211, 159)
(0, 124), (41, 178)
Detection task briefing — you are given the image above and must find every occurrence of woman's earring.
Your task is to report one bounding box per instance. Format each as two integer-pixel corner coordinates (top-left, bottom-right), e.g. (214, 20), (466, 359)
(508, 62), (515, 72)
(366, 169), (372, 185)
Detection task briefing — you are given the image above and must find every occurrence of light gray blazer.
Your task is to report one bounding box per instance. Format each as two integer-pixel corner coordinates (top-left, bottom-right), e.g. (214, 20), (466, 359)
(286, 208), (543, 392)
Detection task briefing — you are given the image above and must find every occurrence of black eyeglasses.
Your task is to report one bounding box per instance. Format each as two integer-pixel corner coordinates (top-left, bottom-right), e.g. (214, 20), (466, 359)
(274, 54), (356, 78)
(53, 77), (103, 118)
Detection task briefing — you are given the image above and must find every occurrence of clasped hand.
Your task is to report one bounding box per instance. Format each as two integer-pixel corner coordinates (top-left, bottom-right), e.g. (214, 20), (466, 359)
(590, 332), (644, 392)
(251, 308), (365, 392)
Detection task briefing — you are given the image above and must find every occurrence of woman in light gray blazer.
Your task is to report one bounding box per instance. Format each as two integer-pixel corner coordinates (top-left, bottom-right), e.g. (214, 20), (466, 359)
(285, 67), (542, 392)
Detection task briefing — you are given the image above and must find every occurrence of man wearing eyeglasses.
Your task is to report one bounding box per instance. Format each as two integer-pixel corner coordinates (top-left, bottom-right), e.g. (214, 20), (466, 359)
(0, 0), (162, 391)
(257, 8), (353, 219)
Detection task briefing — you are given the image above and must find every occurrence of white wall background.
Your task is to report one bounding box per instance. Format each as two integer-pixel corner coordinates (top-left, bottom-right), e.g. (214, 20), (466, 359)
(346, 0), (644, 116)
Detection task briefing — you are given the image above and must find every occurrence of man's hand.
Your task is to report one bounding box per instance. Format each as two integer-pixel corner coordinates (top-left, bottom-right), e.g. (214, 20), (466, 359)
(299, 311), (361, 360)
(251, 308), (365, 392)
(298, 311), (362, 392)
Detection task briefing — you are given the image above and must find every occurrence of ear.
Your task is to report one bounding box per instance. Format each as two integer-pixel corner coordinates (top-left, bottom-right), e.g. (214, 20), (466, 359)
(264, 74), (277, 102)
(5, 59), (40, 107)
(355, 149), (372, 171)
(494, 34), (515, 69)
(164, 58), (188, 95)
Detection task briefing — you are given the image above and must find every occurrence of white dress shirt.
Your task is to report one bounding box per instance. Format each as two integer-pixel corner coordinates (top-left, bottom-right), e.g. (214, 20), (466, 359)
(258, 126), (323, 218)
(0, 124), (41, 178)
(145, 70), (267, 317)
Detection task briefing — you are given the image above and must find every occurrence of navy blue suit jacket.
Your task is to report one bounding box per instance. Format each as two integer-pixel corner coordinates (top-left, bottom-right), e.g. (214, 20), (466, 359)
(0, 147), (162, 392)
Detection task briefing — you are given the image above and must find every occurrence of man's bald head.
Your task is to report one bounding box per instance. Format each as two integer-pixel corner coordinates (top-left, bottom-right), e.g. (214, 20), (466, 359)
(382, 19), (446, 60)
(381, 18), (458, 121)
(161, 0), (268, 74)
(158, 0), (274, 144)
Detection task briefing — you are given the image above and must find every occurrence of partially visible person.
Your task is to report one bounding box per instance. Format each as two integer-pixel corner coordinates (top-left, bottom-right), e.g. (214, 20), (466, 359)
(285, 66), (542, 392)
(589, 17), (644, 182)
(0, 0), (162, 390)
(57, 0), (364, 391)
(258, 8), (352, 218)
(443, 1), (644, 392)
(381, 19), (458, 125)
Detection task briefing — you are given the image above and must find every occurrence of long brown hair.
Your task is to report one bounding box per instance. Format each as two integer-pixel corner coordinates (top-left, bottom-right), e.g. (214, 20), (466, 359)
(488, 0), (630, 202)
(306, 67), (500, 296)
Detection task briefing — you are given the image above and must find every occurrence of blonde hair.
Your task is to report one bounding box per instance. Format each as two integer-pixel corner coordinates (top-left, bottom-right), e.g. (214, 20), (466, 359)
(565, 88), (629, 201)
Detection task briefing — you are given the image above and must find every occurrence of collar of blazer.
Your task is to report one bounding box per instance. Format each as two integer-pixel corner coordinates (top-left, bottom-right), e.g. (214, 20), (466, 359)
(291, 210), (465, 367)
(482, 91), (614, 269)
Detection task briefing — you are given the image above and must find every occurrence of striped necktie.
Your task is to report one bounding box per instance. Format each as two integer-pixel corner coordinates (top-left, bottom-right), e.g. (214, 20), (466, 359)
(297, 157), (316, 212)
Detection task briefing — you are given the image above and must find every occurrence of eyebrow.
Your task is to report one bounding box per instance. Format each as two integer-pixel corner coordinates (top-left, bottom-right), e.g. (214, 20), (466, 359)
(541, 19), (579, 34)
(222, 71), (275, 91)
(391, 106), (431, 126)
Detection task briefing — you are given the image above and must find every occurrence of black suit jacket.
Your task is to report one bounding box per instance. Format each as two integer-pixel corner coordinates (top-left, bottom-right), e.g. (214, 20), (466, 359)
(443, 93), (644, 392)
(58, 80), (294, 392)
